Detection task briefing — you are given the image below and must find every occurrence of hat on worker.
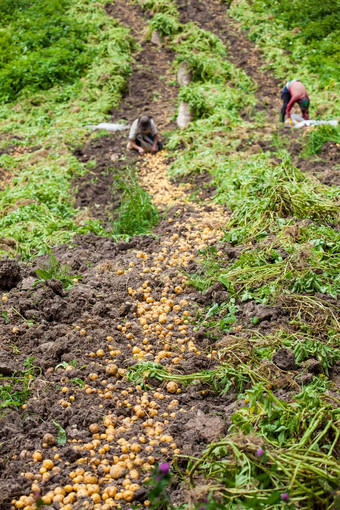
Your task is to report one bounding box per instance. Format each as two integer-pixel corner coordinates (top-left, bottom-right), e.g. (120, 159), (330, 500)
(139, 115), (151, 131)
(300, 97), (310, 111)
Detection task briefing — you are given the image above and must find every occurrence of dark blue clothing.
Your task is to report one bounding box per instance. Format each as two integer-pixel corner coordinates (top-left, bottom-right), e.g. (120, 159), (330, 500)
(280, 88), (291, 122)
(135, 132), (163, 150)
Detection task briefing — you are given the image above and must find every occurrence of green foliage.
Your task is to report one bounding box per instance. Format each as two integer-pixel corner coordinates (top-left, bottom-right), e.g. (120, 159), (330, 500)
(127, 361), (249, 394)
(178, 85), (210, 119)
(169, 84), (253, 163)
(251, 0), (340, 81)
(0, 0), (134, 104)
(231, 380), (337, 448)
(112, 169), (159, 236)
(190, 217), (340, 309)
(301, 125), (340, 157)
(35, 252), (80, 288)
(137, 0), (178, 14)
(217, 152), (337, 222)
(166, 21), (255, 168)
(0, 156), (108, 257)
(173, 22), (254, 89)
(0, 0), (92, 102)
(0, 356), (40, 417)
(229, 0), (340, 118)
(187, 380), (340, 509)
(211, 152), (338, 246)
(234, 329), (340, 374)
(190, 297), (239, 335)
(173, 22), (227, 57)
(53, 420), (67, 445)
(55, 360), (78, 370)
(70, 377), (85, 388)
(260, 0), (339, 41)
(180, 82), (249, 120)
(144, 464), (172, 510)
(148, 13), (180, 37)
(217, 240), (340, 301)
(292, 338), (339, 376)
(0, 0), (133, 258)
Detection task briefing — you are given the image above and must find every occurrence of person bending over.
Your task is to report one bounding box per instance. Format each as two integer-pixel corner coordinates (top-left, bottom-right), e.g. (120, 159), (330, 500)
(128, 115), (163, 156)
(280, 80), (310, 123)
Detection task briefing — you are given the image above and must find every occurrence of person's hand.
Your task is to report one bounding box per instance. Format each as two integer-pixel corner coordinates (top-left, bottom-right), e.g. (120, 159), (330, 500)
(138, 147), (145, 156)
(151, 145), (157, 154)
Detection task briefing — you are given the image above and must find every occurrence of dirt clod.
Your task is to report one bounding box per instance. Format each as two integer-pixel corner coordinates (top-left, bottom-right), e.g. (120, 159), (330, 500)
(272, 348), (297, 371)
(0, 258), (21, 290)
(184, 410), (225, 443)
(304, 358), (323, 374)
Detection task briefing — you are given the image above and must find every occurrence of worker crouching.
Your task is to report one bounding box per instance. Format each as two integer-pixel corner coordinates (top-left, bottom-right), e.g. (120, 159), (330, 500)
(127, 115), (163, 156)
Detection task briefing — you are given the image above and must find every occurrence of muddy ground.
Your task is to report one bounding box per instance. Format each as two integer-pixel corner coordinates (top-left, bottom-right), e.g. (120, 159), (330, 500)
(0, 0), (339, 509)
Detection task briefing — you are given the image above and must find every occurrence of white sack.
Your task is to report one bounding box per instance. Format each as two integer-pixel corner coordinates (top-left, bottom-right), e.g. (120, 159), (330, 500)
(86, 123), (129, 132)
(286, 113), (338, 129)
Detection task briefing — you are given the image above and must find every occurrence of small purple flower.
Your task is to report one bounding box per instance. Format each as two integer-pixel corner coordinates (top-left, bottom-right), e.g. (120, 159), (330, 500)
(155, 462), (170, 481)
(256, 448), (265, 457)
(281, 492), (290, 501)
(158, 462), (170, 476)
(33, 491), (41, 501)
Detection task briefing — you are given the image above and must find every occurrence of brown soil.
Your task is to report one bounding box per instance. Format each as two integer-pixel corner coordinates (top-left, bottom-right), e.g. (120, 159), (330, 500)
(106, 0), (178, 131)
(0, 167), (12, 191)
(0, 145), (41, 157)
(73, 134), (135, 225)
(292, 139), (340, 187)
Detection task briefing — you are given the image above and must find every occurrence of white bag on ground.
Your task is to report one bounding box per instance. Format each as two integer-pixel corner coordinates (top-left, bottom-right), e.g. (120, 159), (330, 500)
(85, 123), (129, 132)
(287, 113), (338, 129)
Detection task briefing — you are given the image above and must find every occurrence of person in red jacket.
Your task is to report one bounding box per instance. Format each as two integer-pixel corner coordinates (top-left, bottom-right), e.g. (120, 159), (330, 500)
(280, 80), (310, 122)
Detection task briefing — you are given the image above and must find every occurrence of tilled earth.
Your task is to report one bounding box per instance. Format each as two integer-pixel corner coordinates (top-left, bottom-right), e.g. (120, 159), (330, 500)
(3, 153), (335, 509)
(0, 196), (228, 509)
(0, 0), (339, 509)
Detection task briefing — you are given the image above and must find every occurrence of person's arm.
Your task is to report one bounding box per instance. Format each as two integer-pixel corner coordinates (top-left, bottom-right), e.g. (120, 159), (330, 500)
(151, 133), (159, 153)
(150, 119), (159, 153)
(285, 96), (296, 119)
(128, 120), (144, 154)
(129, 139), (145, 155)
